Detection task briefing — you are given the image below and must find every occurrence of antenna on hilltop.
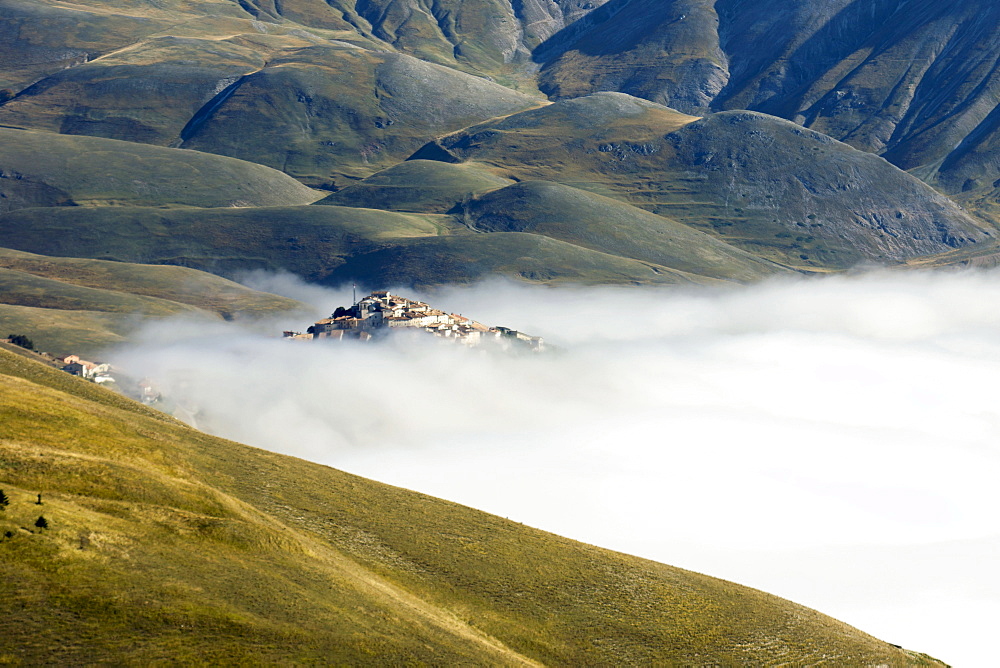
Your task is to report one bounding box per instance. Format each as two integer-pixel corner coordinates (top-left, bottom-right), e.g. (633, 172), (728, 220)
(353, 282), (357, 305)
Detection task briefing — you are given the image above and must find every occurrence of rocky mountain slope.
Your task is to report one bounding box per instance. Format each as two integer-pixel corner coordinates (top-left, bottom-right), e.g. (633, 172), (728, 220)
(6, 0), (997, 194)
(535, 0), (1000, 212)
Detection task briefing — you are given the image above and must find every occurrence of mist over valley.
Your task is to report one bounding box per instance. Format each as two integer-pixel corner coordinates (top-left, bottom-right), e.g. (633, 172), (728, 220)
(110, 271), (1000, 667)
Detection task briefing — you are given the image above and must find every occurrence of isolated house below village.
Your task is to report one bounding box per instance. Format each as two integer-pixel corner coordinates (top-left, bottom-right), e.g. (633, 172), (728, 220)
(298, 291), (543, 350)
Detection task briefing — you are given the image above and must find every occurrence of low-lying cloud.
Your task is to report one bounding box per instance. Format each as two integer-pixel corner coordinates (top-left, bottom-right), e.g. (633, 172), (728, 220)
(110, 270), (1000, 667)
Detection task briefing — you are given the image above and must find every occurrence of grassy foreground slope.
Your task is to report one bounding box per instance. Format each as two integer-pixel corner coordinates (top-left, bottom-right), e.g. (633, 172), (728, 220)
(0, 349), (942, 665)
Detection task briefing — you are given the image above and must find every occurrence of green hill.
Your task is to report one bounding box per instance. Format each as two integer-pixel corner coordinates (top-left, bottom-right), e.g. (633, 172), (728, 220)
(0, 35), (269, 146)
(0, 303), (139, 354)
(420, 96), (992, 268)
(0, 16), (539, 187)
(458, 180), (784, 281)
(0, 347), (944, 665)
(5, 0), (1000, 209)
(178, 48), (539, 186)
(0, 127), (321, 211)
(323, 232), (722, 287)
(0, 268), (205, 317)
(318, 160), (515, 213)
(0, 247), (308, 354)
(0, 205), (458, 280)
(0, 248), (308, 319)
(0, 205), (720, 287)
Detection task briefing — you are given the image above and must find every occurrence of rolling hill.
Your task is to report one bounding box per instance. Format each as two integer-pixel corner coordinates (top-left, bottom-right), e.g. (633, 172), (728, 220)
(0, 204), (731, 289)
(0, 247), (308, 354)
(418, 94), (992, 268)
(0, 347), (945, 665)
(317, 159), (515, 213)
(5, 0), (998, 201)
(457, 180), (783, 281)
(0, 0), (541, 186)
(0, 127), (321, 211)
(3, 0), (998, 268)
(0, 248), (308, 319)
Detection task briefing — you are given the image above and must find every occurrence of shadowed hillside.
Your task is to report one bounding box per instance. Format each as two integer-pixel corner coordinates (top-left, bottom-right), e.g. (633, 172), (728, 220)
(0, 205), (464, 280)
(0, 347), (945, 665)
(0, 248), (307, 319)
(0, 205), (726, 288)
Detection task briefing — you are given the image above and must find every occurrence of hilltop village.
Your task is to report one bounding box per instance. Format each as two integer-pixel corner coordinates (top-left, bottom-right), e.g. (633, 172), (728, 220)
(285, 291), (544, 351)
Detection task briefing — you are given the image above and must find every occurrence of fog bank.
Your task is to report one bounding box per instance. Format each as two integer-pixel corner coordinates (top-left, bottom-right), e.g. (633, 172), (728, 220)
(110, 270), (1000, 666)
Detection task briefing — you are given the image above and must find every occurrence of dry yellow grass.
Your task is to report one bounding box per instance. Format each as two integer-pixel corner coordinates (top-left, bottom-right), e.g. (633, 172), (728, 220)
(0, 348), (946, 665)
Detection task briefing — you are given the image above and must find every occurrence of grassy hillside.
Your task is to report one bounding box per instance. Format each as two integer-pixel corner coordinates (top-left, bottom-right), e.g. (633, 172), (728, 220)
(535, 0), (1000, 193)
(423, 96), (992, 268)
(0, 248), (307, 319)
(0, 35), (268, 145)
(0, 348), (944, 665)
(0, 205), (458, 280)
(323, 232), (722, 287)
(4, 0), (999, 210)
(0, 303), (139, 354)
(0, 247), (309, 354)
(0, 0), (183, 91)
(0, 0), (382, 93)
(0, 4), (539, 187)
(318, 160), (515, 213)
(178, 48), (539, 186)
(0, 127), (321, 211)
(0, 205), (719, 287)
(0, 268), (205, 317)
(459, 180), (784, 281)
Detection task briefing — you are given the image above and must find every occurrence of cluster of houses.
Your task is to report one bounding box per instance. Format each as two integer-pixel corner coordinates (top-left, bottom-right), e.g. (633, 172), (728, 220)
(2, 338), (162, 403)
(55, 354), (116, 384)
(284, 291), (544, 351)
(57, 355), (162, 403)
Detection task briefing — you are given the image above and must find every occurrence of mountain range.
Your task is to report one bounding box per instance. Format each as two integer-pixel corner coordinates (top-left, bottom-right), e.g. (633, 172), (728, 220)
(2, 2), (998, 333)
